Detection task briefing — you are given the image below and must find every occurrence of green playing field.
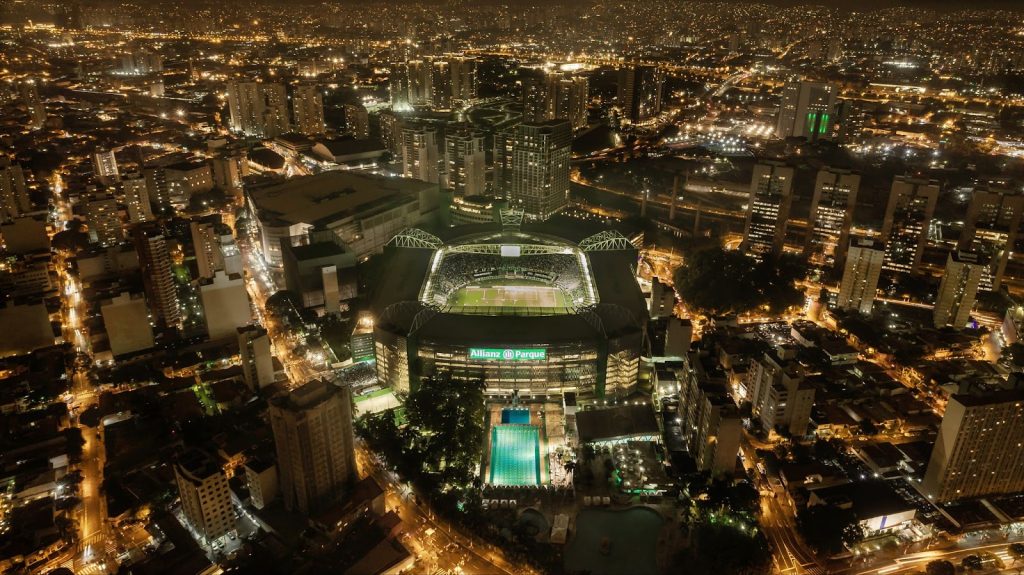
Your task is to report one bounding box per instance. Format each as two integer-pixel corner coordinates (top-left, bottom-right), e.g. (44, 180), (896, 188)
(451, 284), (568, 309)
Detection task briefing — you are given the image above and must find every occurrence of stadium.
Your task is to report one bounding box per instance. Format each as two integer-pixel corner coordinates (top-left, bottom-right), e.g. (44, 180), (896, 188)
(372, 219), (647, 401)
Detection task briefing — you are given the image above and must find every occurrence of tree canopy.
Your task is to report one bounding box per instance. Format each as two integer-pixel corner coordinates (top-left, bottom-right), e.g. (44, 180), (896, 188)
(673, 247), (806, 316)
(795, 504), (864, 556)
(676, 522), (772, 575)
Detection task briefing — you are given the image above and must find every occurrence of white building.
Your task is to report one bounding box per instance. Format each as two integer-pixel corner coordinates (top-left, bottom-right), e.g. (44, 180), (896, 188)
(199, 271), (251, 341)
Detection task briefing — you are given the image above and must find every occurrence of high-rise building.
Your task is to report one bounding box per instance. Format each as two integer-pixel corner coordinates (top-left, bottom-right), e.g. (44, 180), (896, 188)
(748, 347), (815, 437)
(85, 194), (123, 247)
(0, 160), (30, 222)
(881, 177), (939, 274)
(678, 357), (743, 476)
(444, 128), (486, 197)
(649, 277), (675, 319)
(742, 161), (794, 257)
(807, 167), (859, 265)
(617, 65), (663, 123)
(174, 449), (236, 542)
(190, 220), (225, 279)
(121, 174), (153, 223)
(406, 60), (433, 107)
(449, 56), (477, 104)
(430, 60), (453, 110)
(521, 69), (589, 131)
(922, 389), (1024, 503)
(18, 80), (46, 130)
(836, 239), (884, 315)
(92, 148), (120, 185)
(134, 226), (181, 330)
(343, 103), (370, 139)
(227, 81), (290, 138)
(292, 84), (325, 136)
(238, 325), (275, 391)
(269, 378), (357, 514)
(226, 81), (262, 135)
(244, 457), (278, 510)
(775, 81), (837, 140)
(199, 271), (251, 341)
(121, 49), (163, 75)
(261, 83), (290, 139)
(100, 292), (155, 357)
(401, 125), (441, 184)
(143, 166), (171, 212)
(959, 188), (1024, 291)
(933, 251), (986, 329)
(494, 120), (571, 220)
(389, 63), (411, 109)
(378, 110), (404, 155)
(210, 150), (248, 198)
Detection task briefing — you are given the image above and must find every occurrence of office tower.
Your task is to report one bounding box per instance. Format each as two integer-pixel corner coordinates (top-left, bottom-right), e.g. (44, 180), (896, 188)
(748, 348), (814, 437)
(227, 81), (289, 138)
(678, 358), (743, 475)
(617, 65), (663, 123)
(84, 195), (123, 247)
(933, 251), (986, 329)
(343, 103), (370, 139)
(649, 277), (675, 319)
(837, 239), (884, 315)
(742, 161), (794, 257)
(807, 167), (859, 265)
(100, 292), (155, 356)
(494, 120), (571, 220)
(134, 226), (181, 330)
(401, 125), (441, 183)
(200, 271), (251, 341)
(0, 161), (30, 222)
(18, 80), (46, 130)
(444, 128), (486, 197)
(92, 148), (120, 184)
(174, 449), (235, 542)
(775, 81), (837, 141)
(880, 177), (939, 274)
(449, 56), (477, 104)
(269, 379), (357, 514)
(292, 84), (325, 136)
(190, 220), (224, 279)
(959, 188), (1024, 291)
(431, 60), (453, 110)
(238, 325), (275, 391)
(922, 389), (1024, 503)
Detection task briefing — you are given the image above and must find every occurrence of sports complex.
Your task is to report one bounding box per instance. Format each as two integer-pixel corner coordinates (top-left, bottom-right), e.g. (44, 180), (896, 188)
(372, 218), (648, 486)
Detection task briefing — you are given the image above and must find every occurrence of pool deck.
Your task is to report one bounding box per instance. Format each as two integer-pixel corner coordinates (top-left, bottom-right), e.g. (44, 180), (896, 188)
(484, 404), (552, 485)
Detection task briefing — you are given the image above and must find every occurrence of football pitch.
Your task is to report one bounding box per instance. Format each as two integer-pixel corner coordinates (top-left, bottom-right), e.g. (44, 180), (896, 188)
(451, 284), (568, 309)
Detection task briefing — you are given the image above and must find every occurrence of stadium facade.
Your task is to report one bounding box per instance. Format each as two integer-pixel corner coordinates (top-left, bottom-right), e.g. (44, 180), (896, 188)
(372, 220), (647, 399)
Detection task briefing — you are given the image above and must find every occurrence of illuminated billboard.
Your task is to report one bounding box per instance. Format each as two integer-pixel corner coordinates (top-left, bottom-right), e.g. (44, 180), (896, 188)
(468, 348), (547, 361)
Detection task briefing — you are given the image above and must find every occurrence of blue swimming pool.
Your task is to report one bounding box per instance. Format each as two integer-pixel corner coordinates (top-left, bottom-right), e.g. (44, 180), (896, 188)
(501, 407), (531, 425)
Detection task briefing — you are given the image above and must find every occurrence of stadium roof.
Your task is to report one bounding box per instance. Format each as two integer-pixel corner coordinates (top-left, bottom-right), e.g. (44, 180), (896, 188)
(247, 171), (435, 228)
(576, 404), (661, 444)
(372, 221), (647, 342)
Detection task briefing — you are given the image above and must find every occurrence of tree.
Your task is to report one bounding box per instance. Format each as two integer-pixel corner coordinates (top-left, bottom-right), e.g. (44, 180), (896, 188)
(1010, 543), (1024, 563)
(673, 247), (806, 316)
(796, 504), (864, 556)
(961, 555), (983, 572)
(676, 522), (772, 575)
(925, 559), (955, 575)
